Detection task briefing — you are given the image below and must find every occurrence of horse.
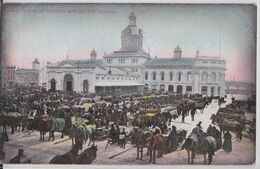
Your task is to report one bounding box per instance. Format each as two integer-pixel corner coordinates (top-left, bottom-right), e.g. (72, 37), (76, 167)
(181, 133), (216, 164)
(27, 116), (65, 141)
(165, 129), (187, 153)
(194, 102), (206, 113)
(133, 129), (151, 160)
(75, 144), (98, 164)
(211, 114), (242, 141)
(49, 140), (83, 164)
(0, 115), (25, 134)
(145, 133), (165, 164)
(70, 124), (95, 147)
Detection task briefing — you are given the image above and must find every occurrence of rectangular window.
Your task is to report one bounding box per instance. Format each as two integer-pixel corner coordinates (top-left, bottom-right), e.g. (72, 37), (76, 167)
(107, 59), (113, 64)
(119, 58), (125, 64)
(131, 58), (138, 63)
(145, 72), (148, 80)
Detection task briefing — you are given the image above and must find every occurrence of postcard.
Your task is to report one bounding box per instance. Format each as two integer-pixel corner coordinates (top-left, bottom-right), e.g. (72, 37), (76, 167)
(0, 2), (256, 167)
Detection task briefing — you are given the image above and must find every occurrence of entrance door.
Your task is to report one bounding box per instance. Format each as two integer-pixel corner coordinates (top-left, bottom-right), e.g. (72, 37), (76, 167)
(83, 80), (89, 93)
(177, 85), (183, 94)
(50, 79), (56, 91)
(67, 81), (72, 91)
(211, 87), (215, 97)
(64, 74), (73, 92)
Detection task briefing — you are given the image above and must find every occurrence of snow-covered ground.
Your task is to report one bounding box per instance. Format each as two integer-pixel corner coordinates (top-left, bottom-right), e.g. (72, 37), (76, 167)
(1, 95), (255, 165)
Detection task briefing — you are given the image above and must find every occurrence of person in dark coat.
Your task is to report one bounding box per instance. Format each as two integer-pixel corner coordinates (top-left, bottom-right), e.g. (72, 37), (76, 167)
(181, 107), (187, 123)
(115, 125), (120, 143)
(119, 128), (127, 148)
(168, 126), (177, 150)
(222, 130), (232, 153)
(190, 107), (196, 121)
(207, 124), (212, 136)
(109, 125), (116, 143)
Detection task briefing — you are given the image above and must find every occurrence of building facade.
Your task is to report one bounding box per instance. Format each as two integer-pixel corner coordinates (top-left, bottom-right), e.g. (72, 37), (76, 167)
(14, 59), (40, 86)
(143, 50), (226, 96)
(0, 65), (15, 89)
(46, 12), (226, 97)
(225, 80), (256, 96)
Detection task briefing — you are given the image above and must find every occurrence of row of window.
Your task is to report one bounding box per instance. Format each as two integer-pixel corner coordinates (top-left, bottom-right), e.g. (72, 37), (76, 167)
(106, 58), (139, 64)
(145, 71), (192, 82)
(96, 76), (138, 81)
(145, 84), (221, 95)
(201, 72), (222, 82)
(145, 71), (222, 82)
(202, 61), (222, 64)
(122, 40), (142, 47)
(131, 68), (138, 72)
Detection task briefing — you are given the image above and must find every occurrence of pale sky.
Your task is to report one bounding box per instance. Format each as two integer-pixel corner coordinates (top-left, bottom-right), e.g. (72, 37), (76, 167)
(1, 4), (256, 82)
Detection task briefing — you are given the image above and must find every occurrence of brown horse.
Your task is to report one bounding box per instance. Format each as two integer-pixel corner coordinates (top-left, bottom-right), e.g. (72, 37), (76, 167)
(181, 134), (216, 164)
(27, 117), (65, 141)
(211, 114), (242, 141)
(0, 115), (26, 134)
(75, 144), (98, 164)
(146, 133), (165, 164)
(49, 140), (83, 164)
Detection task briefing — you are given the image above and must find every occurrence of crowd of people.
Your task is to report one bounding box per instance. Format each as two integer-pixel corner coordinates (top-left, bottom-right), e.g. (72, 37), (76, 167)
(0, 85), (235, 158)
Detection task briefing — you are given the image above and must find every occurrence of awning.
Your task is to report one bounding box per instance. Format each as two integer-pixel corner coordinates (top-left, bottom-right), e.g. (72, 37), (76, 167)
(95, 81), (144, 87)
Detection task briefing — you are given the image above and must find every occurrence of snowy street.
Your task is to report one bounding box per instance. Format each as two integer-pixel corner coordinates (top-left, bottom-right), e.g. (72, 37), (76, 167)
(0, 95), (255, 165)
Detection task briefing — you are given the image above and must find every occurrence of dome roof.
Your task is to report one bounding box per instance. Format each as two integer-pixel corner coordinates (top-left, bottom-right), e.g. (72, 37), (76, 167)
(122, 26), (143, 36)
(32, 59), (40, 64)
(91, 48), (97, 56)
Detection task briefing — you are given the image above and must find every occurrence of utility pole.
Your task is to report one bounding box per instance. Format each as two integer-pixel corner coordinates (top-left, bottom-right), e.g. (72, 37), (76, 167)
(218, 24), (221, 58)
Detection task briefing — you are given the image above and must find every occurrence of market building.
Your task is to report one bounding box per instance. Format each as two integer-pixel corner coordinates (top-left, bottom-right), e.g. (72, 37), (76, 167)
(46, 12), (226, 97)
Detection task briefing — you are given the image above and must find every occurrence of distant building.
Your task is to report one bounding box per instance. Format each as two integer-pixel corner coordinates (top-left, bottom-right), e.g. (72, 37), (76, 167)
(0, 64), (15, 89)
(14, 59), (40, 86)
(46, 12), (226, 97)
(225, 80), (256, 96)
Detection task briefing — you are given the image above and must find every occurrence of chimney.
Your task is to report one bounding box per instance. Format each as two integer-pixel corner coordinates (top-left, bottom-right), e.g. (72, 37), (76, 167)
(196, 50), (199, 57)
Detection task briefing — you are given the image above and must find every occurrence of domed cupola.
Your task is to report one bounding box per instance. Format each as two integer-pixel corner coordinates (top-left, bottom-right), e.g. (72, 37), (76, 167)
(174, 45), (182, 58)
(90, 48), (97, 60)
(129, 12), (136, 26)
(120, 12), (144, 52)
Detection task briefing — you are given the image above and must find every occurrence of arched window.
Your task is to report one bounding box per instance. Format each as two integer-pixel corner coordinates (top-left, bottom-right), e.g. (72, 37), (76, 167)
(187, 72), (192, 82)
(202, 72), (208, 82)
(160, 71), (165, 81)
(152, 72), (156, 80)
(160, 84), (165, 91)
(201, 86), (208, 95)
(178, 72), (182, 82)
(145, 71), (148, 80)
(168, 85), (174, 92)
(169, 72), (173, 81)
(211, 72), (217, 82)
